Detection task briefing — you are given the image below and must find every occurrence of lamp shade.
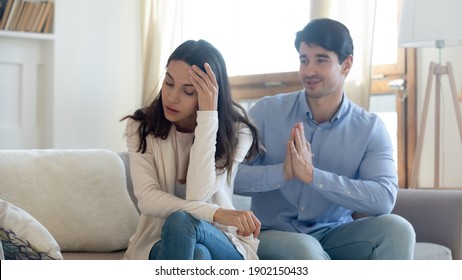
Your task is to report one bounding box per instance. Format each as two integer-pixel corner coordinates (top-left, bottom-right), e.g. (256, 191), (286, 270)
(398, 0), (462, 48)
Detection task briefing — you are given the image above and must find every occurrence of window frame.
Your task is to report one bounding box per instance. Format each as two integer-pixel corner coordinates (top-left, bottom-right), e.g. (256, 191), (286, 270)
(230, 71), (301, 101)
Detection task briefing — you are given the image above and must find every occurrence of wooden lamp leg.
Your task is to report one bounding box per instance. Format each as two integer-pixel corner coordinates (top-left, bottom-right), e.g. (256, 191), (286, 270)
(410, 62), (435, 188)
(410, 62), (462, 188)
(446, 62), (462, 144)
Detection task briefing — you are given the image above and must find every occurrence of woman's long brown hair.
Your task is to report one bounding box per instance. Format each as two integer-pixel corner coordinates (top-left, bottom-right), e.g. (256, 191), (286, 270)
(121, 40), (263, 179)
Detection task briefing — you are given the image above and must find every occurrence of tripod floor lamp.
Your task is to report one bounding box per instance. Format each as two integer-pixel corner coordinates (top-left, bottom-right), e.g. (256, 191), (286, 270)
(398, 0), (462, 188)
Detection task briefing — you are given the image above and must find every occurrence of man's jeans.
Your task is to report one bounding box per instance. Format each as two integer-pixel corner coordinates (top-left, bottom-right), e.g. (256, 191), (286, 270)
(149, 211), (243, 260)
(257, 214), (415, 260)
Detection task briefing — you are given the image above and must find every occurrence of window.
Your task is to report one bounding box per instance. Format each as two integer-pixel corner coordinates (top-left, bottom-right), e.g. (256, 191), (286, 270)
(369, 0), (402, 171)
(370, 0), (416, 188)
(181, 0), (310, 76)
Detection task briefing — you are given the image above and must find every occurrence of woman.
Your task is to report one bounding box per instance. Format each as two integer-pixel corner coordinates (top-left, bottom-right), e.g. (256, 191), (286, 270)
(121, 40), (263, 260)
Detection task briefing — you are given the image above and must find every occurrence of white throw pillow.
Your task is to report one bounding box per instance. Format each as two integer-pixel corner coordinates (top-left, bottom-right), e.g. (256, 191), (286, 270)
(0, 199), (63, 260)
(0, 149), (139, 252)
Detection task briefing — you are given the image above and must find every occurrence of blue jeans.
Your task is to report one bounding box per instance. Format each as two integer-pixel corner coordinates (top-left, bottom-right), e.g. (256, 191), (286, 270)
(149, 211), (244, 260)
(257, 214), (415, 260)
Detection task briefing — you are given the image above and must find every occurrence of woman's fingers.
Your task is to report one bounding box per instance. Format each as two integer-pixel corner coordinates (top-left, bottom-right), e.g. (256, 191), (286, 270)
(204, 63), (218, 88)
(239, 211), (257, 237)
(242, 211), (261, 238)
(189, 64), (212, 90)
(250, 211), (261, 237)
(213, 208), (261, 237)
(189, 63), (218, 111)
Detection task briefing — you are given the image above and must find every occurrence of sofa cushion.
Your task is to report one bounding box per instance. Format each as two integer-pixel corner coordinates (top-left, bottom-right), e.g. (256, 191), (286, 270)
(414, 242), (452, 260)
(0, 199), (63, 260)
(0, 149), (139, 253)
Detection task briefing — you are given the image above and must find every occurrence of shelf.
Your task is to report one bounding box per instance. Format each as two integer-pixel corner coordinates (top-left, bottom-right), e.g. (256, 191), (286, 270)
(0, 30), (54, 41)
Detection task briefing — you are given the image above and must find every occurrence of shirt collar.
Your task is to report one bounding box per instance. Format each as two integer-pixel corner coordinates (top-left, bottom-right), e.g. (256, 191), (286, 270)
(302, 91), (350, 124)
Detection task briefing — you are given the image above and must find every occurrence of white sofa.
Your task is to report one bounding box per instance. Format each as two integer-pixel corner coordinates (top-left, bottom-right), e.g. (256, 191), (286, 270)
(1, 149), (461, 260)
(0, 149), (138, 260)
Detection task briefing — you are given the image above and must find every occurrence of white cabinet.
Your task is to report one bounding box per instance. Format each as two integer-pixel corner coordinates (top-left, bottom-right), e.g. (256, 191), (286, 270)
(0, 0), (141, 151)
(0, 33), (52, 149)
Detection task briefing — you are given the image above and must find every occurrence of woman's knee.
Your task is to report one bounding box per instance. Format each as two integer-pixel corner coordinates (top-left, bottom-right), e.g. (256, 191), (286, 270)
(163, 211), (198, 235)
(193, 243), (212, 260)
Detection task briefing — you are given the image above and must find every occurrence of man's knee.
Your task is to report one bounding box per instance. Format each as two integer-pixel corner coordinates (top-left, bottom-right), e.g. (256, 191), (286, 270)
(378, 214), (415, 240)
(257, 230), (329, 260)
(372, 214), (416, 259)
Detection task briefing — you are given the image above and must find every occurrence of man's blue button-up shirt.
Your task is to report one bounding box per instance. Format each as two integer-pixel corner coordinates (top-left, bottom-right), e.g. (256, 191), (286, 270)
(235, 90), (398, 234)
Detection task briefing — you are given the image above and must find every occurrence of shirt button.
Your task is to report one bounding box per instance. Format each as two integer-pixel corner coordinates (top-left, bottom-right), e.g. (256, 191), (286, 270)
(276, 184), (281, 188)
(318, 184), (324, 189)
(300, 207), (305, 211)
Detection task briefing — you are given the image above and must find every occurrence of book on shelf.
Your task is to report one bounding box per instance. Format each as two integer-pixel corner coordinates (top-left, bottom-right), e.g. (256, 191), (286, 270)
(0, 0), (8, 27)
(16, 0), (31, 31)
(10, 0), (25, 30)
(3, 0), (18, 30)
(34, 0), (50, 32)
(0, 0), (6, 19)
(24, 1), (40, 31)
(0, 0), (14, 29)
(0, 0), (53, 33)
(42, 0), (51, 33)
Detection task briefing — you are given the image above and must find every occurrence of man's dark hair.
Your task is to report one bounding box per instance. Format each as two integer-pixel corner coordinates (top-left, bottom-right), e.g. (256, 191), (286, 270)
(294, 18), (354, 63)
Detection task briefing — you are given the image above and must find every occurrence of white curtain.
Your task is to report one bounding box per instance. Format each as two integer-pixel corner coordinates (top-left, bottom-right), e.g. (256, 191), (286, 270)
(310, 0), (377, 110)
(141, 0), (183, 105)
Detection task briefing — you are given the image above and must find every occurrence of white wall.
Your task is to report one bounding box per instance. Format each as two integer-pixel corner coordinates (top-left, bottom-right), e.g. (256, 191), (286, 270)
(416, 46), (462, 188)
(52, 0), (142, 152)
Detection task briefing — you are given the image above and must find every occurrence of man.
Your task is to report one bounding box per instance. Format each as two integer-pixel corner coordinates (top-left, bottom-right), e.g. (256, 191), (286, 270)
(234, 18), (415, 260)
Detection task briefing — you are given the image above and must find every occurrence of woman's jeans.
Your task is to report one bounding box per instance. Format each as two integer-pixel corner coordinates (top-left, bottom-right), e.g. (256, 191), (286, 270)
(257, 214), (415, 260)
(149, 211), (244, 260)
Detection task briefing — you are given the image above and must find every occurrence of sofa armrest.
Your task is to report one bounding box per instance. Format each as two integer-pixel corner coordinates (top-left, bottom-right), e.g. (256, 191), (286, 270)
(392, 189), (462, 260)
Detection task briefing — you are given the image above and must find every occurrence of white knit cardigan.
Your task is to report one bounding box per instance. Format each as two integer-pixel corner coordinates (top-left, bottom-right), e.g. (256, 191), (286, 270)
(122, 111), (259, 260)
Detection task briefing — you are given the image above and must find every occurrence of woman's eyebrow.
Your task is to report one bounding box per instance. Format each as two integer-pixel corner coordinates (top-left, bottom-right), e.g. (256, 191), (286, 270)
(165, 71), (194, 87)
